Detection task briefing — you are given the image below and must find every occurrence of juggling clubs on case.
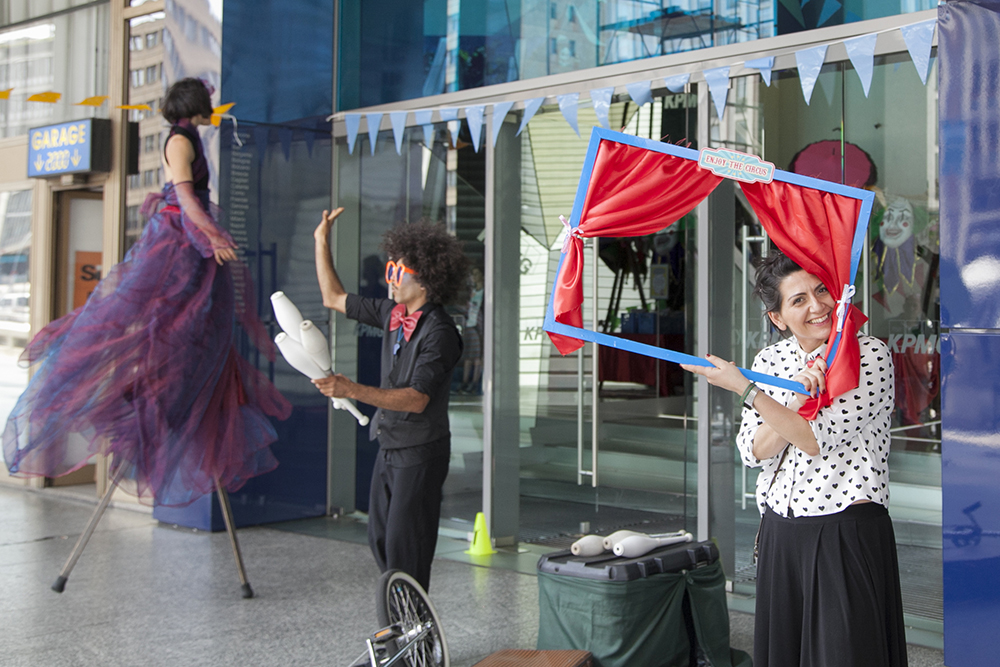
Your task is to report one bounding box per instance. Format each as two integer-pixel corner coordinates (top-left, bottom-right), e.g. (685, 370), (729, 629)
(51, 463), (129, 593)
(612, 531), (693, 558)
(215, 478), (254, 599)
(602, 530), (646, 551)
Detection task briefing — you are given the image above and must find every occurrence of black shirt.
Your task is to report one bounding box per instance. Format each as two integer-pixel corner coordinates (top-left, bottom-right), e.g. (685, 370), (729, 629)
(345, 294), (462, 451)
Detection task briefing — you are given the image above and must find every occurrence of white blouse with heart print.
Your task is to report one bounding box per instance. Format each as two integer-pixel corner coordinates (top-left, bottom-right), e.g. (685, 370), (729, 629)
(736, 334), (895, 518)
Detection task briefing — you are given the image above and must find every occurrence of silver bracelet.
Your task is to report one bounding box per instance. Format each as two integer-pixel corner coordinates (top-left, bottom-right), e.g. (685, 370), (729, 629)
(743, 384), (760, 409)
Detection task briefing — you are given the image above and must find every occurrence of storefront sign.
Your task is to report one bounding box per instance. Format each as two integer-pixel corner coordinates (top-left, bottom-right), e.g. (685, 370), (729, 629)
(28, 118), (111, 178)
(697, 147), (774, 184)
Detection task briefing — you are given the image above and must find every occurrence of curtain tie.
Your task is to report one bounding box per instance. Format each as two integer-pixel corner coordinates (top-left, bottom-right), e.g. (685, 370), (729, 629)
(560, 215), (584, 253)
(835, 284), (856, 332)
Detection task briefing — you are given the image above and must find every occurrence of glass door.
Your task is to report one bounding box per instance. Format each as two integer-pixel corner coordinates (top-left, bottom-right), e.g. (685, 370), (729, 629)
(497, 94), (702, 549)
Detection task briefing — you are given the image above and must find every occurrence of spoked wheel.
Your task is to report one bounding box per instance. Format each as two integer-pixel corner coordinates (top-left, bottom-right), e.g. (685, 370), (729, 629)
(375, 570), (449, 667)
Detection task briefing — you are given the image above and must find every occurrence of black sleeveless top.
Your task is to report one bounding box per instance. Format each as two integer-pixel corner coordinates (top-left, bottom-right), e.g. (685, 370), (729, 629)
(165, 120), (210, 191)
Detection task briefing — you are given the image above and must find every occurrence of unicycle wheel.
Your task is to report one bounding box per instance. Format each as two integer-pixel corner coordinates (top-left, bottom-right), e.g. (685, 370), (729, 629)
(375, 570), (449, 667)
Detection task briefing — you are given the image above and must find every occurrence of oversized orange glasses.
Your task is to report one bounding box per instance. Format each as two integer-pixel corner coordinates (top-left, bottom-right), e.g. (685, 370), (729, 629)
(385, 260), (417, 287)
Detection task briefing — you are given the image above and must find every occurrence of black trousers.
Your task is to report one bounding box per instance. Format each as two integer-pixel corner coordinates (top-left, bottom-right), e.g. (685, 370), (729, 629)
(367, 443), (450, 592)
(754, 502), (908, 667)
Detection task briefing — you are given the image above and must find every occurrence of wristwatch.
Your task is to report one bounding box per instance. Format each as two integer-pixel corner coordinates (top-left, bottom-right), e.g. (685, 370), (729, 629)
(743, 384), (760, 409)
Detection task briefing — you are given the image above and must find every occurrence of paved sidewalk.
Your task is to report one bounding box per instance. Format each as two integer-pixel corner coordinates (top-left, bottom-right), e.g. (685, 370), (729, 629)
(0, 485), (944, 666)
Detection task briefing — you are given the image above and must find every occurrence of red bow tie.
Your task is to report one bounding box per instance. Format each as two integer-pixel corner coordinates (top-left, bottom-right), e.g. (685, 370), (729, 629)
(389, 304), (423, 342)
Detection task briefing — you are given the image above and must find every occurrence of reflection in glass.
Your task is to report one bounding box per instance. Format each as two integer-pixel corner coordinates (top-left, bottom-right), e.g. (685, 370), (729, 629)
(0, 189), (31, 428)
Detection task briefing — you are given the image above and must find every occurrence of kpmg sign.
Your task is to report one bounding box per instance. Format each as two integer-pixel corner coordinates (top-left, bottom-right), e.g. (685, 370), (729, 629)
(28, 118), (111, 178)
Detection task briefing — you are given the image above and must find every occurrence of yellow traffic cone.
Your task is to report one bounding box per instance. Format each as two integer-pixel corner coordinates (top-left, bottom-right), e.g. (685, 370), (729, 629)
(465, 511), (497, 555)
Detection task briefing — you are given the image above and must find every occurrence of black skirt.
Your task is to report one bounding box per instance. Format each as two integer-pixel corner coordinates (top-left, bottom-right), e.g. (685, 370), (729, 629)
(754, 502), (908, 667)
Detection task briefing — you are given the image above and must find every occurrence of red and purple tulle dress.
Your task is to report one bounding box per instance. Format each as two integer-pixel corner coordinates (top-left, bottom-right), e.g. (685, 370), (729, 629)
(1, 121), (291, 507)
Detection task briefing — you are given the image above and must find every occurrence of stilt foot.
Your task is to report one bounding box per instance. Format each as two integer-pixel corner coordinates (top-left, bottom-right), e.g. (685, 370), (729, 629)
(51, 576), (68, 593)
(241, 583), (254, 599)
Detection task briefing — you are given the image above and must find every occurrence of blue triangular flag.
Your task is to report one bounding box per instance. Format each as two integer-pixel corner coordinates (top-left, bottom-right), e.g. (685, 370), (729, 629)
(303, 120), (316, 157)
(366, 112), (383, 156)
(817, 0), (841, 27)
(465, 105), (485, 152)
(589, 87), (613, 129)
(844, 33), (877, 98)
(557, 93), (580, 136)
(278, 126), (292, 161)
(491, 100), (515, 147)
(254, 124), (270, 164)
(390, 111), (408, 155)
(516, 97), (545, 136)
(703, 66), (730, 120)
(414, 110), (434, 148)
(625, 80), (653, 107)
(345, 113), (361, 155)
(439, 108), (460, 147)
(795, 44), (828, 105)
(663, 73), (691, 93)
(744, 56), (775, 87)
(900, 19), (936, 85)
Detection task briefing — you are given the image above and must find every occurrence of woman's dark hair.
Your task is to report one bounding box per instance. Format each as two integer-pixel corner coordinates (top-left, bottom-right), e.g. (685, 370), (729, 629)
(161, 78), (213, 124)
(753, 249), (802, 333)
(382, 222), (469, 305)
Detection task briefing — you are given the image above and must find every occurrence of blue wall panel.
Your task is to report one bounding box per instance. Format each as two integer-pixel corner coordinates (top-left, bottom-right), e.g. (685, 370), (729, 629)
(938, 2), (1000, 664)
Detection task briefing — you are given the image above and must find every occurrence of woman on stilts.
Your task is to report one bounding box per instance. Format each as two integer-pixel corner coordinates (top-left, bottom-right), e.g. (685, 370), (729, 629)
(2, 79), (291, 583)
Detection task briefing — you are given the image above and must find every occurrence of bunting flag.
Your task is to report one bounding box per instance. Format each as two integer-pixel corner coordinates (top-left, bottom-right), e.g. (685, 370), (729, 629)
(744, 56), (775, 86)
(76, 95), (108, 106)
(844, 33), (878, 97)
(254, 124), (270, 164)
(625, 80), (653, 107)
(210, 102), (236, 127)
(590, 86), (614, 129)
(117, 104), (152, 111)
(702, 66), (731, 120)
(557, 92), (580, 136)
(28, 91), (61, 103)
(304, 119), (317, 156)
(366, 112), (383, 156)
(390, 110), (408, 155)
(214, 102), (236, 115)
(795, 44), (828, 105)
(491, 100), (515, 147)
(900, 19), (936, 85)
(817, 0), (842, 27)
(0, 88), (11, 100)
(663, 73), (691, 93)
(345, 113), (361, 154)
(439, 108), (460, 147)
(465, 104), (485, 152)
(278, 126), (293, 161)
(516, 97), (545, 135)
(414, 109), (434, 148)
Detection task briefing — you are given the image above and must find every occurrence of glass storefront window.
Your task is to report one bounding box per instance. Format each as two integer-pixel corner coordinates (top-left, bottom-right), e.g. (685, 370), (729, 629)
(0, 189), (31, 429)
(339, 0), (931, 109)
(0, 4), (109, 138)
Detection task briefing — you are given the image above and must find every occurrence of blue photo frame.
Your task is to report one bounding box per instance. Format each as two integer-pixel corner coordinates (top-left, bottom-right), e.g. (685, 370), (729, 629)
(542, 127), (875, 395)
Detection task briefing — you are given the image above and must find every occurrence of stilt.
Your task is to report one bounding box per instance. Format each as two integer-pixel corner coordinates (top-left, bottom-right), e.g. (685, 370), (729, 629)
(51, 463), (128, 593)
(215, 478), (254, 599)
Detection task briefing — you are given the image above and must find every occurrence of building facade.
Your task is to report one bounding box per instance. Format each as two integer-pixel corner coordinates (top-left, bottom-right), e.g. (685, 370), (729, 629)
(3, 1), (999, 664)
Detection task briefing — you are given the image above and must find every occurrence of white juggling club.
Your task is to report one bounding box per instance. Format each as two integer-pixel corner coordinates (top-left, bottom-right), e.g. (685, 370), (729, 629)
(299, 321), (332, 372)
(271, 292), (369, 427)
(270, 291), (304, 342)
(570, 535), (608, 557)
(602, 530), (646, 551)
(612, 531), (693, 558)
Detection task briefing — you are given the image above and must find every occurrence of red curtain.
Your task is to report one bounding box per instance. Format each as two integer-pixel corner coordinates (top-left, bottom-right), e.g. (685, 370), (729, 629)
(740, 180), (868, 419)
(549, 140), (723, 354)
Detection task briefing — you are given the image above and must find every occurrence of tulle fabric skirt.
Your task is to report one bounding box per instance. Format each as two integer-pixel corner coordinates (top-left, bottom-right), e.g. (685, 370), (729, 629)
(2, 188), (291, 507)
